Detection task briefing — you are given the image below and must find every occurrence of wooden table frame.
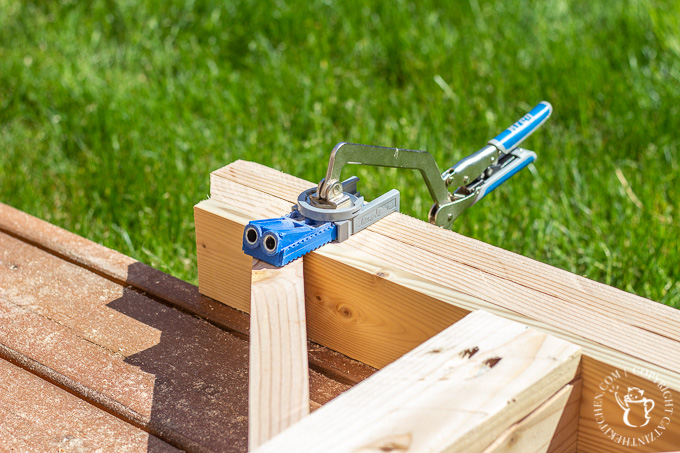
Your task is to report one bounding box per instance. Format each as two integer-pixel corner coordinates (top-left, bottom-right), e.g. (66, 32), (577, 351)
(195, 160), (680, 452)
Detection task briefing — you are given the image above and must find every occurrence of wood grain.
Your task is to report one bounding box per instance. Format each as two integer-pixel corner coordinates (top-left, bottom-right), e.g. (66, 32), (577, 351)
(249, 259), (309, 450)
(195, 199), (256, 313)
(257, 311), (581, 453)
(210, 162), (680, 374)
(195, 198), (470, 367)
(577, 356), (680, 453)
(214, 160), (678, 343)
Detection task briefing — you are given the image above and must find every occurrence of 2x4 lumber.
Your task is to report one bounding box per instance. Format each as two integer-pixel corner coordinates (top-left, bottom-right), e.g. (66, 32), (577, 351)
(0, 201), (375, 386)
(258, 310), (581, 452)
(196, 160), (680, 452)
(249, 259), (309, 450)
(0, 357), (179, 452)
(216, 160), (674, 334)
(0, 231), (349, 452)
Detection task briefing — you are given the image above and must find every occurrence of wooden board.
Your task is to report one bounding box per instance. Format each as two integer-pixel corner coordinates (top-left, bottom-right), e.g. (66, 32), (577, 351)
(0, 201), (376, 387)
(214, 160), (679, 341)
(257, 311), (581, 452)
(195, 160), (680, 452)
(249, 259), (309, 450)
(0, 357), (179, 452)
(0, 230), (350, 452)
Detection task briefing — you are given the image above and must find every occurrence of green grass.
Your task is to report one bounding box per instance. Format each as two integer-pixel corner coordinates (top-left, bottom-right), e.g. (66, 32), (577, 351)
(1, 0), (678, 307)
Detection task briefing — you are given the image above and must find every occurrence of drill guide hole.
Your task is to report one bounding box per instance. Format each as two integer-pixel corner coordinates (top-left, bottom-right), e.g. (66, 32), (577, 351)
(245, 227), (258, 245)
(264, 235), (277, 253)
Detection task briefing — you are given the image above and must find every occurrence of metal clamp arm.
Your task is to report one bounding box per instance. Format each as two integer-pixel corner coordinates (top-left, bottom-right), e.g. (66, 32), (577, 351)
(316, 142), (451, 207)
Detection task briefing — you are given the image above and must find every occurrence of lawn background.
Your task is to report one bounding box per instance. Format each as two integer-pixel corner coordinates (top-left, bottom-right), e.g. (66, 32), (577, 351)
(1, 0), (678, 307)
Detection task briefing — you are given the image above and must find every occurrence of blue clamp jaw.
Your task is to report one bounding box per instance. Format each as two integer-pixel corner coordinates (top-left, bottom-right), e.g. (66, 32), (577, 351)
(242, 212), (337, 268)
(243, 178), (399, 267)
(243, 101), (552, 267)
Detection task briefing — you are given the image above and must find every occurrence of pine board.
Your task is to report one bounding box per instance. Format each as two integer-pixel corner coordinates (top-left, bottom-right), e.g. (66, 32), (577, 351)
(249, 259), (309, 449)
(258, 311), (581, 452)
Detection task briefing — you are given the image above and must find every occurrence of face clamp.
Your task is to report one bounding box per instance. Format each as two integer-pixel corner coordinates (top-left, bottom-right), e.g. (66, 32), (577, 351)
(243, 101), (552, 266)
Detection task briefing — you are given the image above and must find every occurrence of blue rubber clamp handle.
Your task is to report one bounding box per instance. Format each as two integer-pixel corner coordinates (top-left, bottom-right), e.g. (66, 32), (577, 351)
(478, 150), (536, 200)
(488, 101), (552, 153)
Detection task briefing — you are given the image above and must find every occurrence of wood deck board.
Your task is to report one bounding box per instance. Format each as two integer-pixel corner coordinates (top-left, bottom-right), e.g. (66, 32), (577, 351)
(0, 357), (179, 453)
(0, 225), (351, 452)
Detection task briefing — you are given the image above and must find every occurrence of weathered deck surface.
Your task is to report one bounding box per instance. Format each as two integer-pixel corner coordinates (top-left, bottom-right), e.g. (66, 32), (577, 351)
(0, 202), (373, 452)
